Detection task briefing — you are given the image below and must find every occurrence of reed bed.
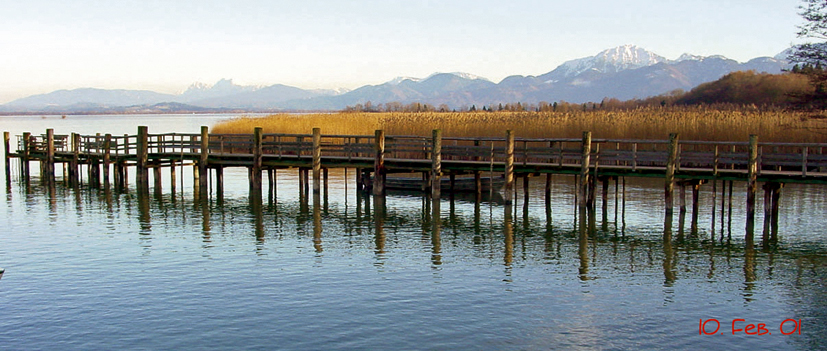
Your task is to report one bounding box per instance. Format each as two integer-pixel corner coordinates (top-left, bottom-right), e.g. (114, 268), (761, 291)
(212, 107), (825, 143)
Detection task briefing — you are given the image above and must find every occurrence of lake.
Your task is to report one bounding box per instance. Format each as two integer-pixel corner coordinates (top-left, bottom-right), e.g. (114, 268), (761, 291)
(1, 114), (826, 350)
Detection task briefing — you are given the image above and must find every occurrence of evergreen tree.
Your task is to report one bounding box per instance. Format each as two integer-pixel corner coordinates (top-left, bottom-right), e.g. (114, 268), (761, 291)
(789, 0), (827, 109)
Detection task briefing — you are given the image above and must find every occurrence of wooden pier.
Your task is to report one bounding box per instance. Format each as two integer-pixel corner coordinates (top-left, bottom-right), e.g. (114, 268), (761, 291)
(4, 126), (827, 238)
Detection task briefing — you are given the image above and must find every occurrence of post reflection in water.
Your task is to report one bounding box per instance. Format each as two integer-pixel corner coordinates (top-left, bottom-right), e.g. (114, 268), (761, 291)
(200, 194), (211, 244)
(137, 185), (152, 253)
(374, 195), (385, 256)
(503, 204), (513, 268)
(3, 162), (827, 350)
(663, 213), (676, 286)
(252, 188), (265, 246)
(578, 207), (589, 281)
(431, 197), (442, 267)
(313, 192), (322, 253)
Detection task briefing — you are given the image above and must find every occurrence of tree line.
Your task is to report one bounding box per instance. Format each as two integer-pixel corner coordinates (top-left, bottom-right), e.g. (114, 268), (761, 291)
(343, 70), (814, 113)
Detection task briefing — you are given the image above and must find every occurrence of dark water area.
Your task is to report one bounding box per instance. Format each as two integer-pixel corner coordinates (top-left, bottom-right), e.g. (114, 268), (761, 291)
(1, 115), (826, 350)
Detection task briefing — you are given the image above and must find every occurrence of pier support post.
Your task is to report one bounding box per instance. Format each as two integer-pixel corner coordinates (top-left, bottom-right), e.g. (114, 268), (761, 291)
(70, 133), (80, 185)
(153, 165), (162, 193)
(199, 126), (209, 193)
(170, 160), (177, 193)
(770, 183), (782, 241)
(522, 174), (530, 207)
(103, 134), (111, 186)
(762, 182), (772, 242)
(313, 128), (321, 194)
(504, 130), (515, 206)
(373, 130), (385, 196)
(45, 129), (55, 181)
(746, 134), (759, 235)
(267, 168), (275, 199)
(21, 132), (31, 180)
(323, 168), (329, 197)
(137, 126), (149, 190)
(664, 133), (679, 215)
(578, 131), (592, 210)
(431, 129), (442, 199)
(3, 131), (9, 184)
(251, 127), (263, 195)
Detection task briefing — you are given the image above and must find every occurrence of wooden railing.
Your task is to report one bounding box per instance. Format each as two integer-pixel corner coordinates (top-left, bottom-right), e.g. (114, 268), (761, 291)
(14, 131), (827, 177)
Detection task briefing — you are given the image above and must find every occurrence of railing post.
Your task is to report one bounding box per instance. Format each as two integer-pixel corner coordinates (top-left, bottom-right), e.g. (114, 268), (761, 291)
(504, 130), (515, 206)
(313, 128), (321, 194)
(578, 131), (592, 210)
(664, 133), (679, 215)
(431, 129), (442, 199)
(802, 146), (809, 177)
(373, 130), (385, 196)
(746, 134), (759, 235)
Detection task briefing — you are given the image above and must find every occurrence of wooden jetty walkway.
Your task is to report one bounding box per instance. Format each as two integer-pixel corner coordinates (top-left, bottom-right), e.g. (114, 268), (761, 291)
(4, 126), (827, 235)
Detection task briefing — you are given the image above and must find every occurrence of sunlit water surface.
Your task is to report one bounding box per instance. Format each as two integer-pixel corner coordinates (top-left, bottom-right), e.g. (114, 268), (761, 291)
(1, 115), (825, 350)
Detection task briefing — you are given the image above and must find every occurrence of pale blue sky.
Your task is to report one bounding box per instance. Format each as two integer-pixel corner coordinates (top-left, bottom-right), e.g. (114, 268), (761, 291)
(0, 0), (803, 103)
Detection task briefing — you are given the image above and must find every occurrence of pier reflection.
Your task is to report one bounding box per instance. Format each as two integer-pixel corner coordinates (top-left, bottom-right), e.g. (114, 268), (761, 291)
(7, 172), (827, 303)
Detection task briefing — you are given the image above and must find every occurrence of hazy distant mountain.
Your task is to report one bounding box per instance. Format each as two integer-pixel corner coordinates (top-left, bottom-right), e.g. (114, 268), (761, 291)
(191, 84), (324, 109)
(179, 78), (261, 102)
(281, 72), (497, 110)
(0, 45), (795, 113)
(4, 88), (177, 110)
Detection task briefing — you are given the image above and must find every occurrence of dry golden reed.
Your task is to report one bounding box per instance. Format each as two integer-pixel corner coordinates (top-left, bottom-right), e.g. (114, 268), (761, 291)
(212, 107), (824, 143)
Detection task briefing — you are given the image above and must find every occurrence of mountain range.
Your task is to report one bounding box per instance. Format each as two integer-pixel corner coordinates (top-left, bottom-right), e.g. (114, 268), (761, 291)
(0, 45), (793, 113)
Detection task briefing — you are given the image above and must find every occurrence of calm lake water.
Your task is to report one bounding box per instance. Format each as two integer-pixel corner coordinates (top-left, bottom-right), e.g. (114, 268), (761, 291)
(1, 115), (826, 350)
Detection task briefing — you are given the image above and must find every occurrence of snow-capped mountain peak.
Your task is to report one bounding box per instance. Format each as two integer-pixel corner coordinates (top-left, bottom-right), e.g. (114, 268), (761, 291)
(555, 45), (668, 77)
(386, 76), (422, 85)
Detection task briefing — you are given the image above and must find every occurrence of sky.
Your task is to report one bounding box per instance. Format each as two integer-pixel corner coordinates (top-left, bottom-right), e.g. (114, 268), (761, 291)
(0, 0), (805, 104)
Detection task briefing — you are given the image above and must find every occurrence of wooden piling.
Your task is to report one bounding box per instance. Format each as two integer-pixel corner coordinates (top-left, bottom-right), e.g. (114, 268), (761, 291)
(578, 131), (592, 209)
(170, 161), (177, 193)
(313, 128), (321, 194)
(504, 130), (515, 206)
(46, 129), (55, 180)
(251, 127), (263, 194)
(664, 133), (679, 215)
(137, 126), (149, 189)
(199, 126), (209, 192)
(762, 182), (773, 241)
(21, 132), (31, 179)
(691, 181), (700, 220)
(153, 165), (162, 192)
(323, 167), (329, 196)
(746, 134), (758, 234)
(770, 183), (783, 241)
(3, 131), (9, 182)
(373, 130), (385, 196)
(103, 134), (111, 185)
(474, 140), (482, 198)
(431, 129), (443, 199)
(267, 168), (275, 199)
(601, 176), (609, 215)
